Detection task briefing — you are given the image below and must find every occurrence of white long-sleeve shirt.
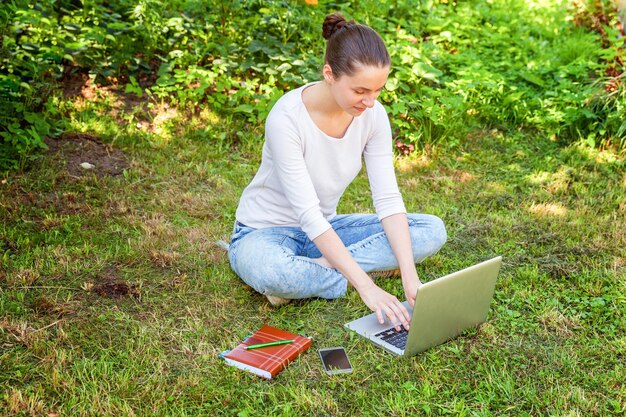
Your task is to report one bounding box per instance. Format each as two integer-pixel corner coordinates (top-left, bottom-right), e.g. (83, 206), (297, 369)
(235, 83), (406, 240)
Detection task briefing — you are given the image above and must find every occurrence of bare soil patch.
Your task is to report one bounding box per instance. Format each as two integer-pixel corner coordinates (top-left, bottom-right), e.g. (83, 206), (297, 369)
(61, 69), (94, 100)
(45, 133), (130, 178)
(94, 281), (139, 298)
(91, 266), (139, 299)
(60, 63), (159, 100)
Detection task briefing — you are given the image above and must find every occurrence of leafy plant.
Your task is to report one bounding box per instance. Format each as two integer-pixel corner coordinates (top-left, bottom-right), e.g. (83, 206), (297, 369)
(1, 0), (624, 171)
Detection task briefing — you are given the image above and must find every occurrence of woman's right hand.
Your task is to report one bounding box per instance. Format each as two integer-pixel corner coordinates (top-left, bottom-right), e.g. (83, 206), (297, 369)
(310, 229), (411, 330)
(355, 280), (411, 331)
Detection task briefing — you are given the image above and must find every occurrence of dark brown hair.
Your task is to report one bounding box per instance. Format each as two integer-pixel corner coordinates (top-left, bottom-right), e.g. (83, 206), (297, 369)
(322, 13), (390, 79)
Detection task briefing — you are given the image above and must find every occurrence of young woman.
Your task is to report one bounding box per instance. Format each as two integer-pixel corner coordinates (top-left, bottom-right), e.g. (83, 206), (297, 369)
(228, 13), (446, 331)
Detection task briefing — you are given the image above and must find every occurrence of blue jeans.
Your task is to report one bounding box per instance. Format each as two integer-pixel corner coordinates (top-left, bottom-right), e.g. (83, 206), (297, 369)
(228, 214), (447, 300)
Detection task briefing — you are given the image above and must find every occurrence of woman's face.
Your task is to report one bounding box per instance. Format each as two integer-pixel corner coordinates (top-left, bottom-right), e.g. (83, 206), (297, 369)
(324, 63), (390, 117)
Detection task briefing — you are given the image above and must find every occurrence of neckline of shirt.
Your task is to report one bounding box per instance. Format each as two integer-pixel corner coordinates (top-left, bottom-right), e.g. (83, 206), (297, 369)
(299, 82), (360, 142)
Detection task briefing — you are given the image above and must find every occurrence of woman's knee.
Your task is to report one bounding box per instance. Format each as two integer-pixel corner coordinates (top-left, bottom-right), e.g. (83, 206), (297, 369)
(427, 214), (447, 249)
(408, 213), (447, 258)
(237, 256), (279, 292)
(230, 241), (299, 295)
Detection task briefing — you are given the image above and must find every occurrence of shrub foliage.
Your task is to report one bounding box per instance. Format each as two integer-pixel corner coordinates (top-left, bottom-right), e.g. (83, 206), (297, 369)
(0, 0), (624, 170)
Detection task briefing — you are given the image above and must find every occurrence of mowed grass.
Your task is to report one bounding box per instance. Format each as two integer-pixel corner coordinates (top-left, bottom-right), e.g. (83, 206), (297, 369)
(1, 97), (625, 416)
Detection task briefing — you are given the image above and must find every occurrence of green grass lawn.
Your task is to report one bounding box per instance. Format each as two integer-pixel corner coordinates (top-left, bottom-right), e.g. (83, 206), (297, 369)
(1, 93), (624, 416)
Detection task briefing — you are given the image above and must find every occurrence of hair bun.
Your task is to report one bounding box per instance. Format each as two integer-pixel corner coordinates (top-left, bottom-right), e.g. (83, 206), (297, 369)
(322, 13), (355, 40)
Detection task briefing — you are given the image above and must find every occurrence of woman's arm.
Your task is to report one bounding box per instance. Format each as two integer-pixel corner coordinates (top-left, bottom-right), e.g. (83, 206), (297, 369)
(363, 105), (420, 306)
(313, 228), (411, 330)
(381, 213), (421, 307)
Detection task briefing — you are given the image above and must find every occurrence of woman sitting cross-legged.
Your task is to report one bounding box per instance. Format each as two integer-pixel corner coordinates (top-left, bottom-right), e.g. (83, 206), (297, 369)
(228, 12), (447, 331)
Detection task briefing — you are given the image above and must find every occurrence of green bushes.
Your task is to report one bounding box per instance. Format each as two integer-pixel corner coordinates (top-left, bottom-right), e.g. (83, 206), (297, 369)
(379, 0), (625, 148)
(1, 1), (54, 170)
(1, 0), (624, 170)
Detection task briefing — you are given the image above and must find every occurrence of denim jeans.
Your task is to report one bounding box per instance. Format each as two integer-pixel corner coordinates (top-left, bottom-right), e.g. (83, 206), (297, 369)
(227, 213), (447, 300)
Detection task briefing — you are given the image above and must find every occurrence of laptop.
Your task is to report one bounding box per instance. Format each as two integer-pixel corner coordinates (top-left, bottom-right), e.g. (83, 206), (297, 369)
(345, 256), (502, 356)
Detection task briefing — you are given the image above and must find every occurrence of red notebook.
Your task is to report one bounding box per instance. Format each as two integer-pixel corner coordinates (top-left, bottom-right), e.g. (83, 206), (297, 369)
(222, 325), (312, 379)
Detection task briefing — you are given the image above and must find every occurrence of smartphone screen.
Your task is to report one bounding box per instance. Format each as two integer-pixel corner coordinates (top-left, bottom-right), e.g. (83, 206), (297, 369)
(318, 347), (353, 375)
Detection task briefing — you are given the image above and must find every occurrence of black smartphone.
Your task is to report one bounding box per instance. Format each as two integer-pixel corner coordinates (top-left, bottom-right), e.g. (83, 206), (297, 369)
(318, 347), (353, 375)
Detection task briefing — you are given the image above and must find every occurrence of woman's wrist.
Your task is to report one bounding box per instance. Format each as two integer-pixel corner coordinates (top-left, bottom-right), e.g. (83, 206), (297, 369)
(348, 270), (376, 292)
(400, 265), (420, 283)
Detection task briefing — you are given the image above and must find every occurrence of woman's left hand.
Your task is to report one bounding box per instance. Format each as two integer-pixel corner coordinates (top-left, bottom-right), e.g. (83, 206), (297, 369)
(402, 276), (422, 308)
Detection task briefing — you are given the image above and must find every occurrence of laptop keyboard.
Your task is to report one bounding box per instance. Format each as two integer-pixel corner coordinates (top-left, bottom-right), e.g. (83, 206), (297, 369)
(375, 327), (409, 349)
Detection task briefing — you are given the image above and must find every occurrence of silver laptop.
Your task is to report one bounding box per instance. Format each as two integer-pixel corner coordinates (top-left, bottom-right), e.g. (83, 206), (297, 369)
(345, 256), (502, 356)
